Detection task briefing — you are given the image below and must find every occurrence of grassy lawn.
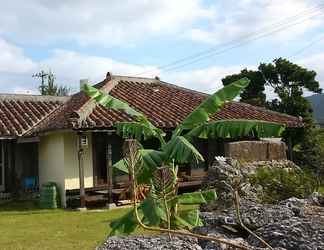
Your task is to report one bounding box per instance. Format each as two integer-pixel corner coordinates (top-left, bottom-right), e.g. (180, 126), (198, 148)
(0, 200), (146, 250)
(319, 186), (324, 194)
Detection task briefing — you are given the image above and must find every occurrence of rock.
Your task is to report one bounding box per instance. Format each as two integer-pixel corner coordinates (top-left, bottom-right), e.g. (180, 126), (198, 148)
(310, 192), (324, 206)
(247, 217), (324, 250)
(201, 157), (256, 208)
(201, 157), (300, 209)
(201, 200), (294, 230)
(97, 235), (202, 250)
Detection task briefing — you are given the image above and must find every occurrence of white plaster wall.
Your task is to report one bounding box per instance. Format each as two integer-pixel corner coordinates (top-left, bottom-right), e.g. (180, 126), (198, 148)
(39, 131), (94, 207)
(38, 133), (66, 206)
(64, 132), (93, 190)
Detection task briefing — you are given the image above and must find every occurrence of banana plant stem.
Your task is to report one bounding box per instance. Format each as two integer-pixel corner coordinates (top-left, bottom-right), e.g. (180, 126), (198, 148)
(130, 164), (250, 250)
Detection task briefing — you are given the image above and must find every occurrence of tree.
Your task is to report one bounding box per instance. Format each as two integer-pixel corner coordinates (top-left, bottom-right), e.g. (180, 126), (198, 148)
(82, 78), (284, 242)
(222, 69), (266, 106)
(33, 70), (70, 96)
(223, 58), (323, 180)
(259, 58), (322, 119)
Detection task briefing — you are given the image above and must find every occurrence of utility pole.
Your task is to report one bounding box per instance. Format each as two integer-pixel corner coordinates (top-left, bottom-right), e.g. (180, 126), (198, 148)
(33, 70), (48, 95)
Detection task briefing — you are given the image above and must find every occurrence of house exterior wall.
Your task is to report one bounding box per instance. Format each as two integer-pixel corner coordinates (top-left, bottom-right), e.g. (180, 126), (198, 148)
(64, 132), (93, 190)
(39, 133), (66, 205)
(38, 132), (94, 207)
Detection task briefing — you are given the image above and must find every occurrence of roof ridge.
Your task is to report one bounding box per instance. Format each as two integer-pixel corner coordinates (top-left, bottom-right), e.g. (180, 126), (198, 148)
(73, 77), (119, 122)
(113, 74), (209, 96)
(233, 101), (302, 120)
(0, 94), (70, 102)
(158, 80), (209, 96)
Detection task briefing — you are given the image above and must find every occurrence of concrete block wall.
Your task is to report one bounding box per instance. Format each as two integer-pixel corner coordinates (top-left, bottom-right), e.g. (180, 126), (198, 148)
(224, 140), (287, 162)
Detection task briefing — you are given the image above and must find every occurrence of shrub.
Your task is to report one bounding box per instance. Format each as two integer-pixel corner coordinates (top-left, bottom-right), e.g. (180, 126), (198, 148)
(249, 167), (317, 203)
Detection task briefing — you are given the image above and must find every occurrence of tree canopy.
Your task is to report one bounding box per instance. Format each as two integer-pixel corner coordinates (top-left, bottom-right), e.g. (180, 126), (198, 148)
(33, 70), (70, 96)
(222, 69), (266, 106)
(222, 58), (322, 121)
(260, 58), (322, 119)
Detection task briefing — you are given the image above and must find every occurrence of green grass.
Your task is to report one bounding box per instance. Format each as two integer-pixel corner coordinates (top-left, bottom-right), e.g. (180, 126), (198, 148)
(319, 186), (324, 194)
(0, 200), (146, 250)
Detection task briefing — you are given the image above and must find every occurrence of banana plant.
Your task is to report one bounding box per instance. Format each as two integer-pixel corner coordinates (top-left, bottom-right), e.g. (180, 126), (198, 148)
(82, 78), (285, 235)
(110, 139), (217, 236)
(83, 77), (284, 182)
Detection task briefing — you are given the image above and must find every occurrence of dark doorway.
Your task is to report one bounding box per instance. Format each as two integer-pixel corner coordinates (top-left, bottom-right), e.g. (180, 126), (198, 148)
(92, 132), (124, 186)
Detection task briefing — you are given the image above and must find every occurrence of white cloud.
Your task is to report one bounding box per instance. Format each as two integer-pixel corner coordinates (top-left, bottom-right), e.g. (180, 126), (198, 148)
(39, 49), (160, 92)
(40, 50), (258, 94)
(0, 38), (36, 73)
(0, 39), (242, 94)
(0, 0), (213, 47)
(185, 0), (323, 45)
(165, 65), (246, 93)
(298, 52), (324, 92)
(1, 36), (322, 100)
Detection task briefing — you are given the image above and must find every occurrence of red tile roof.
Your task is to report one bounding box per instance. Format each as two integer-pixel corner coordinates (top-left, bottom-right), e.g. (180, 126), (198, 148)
(1, 74), (303, 137)
(0, 94), (68, 137)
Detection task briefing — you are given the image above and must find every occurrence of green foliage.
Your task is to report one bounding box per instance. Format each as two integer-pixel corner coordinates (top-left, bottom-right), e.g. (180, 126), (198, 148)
(82, 84), (143, 117)
(82, 84), (165, 145)
(317, 128), (324, 152)
(109, 165), (217, 235)
(294, 125), (324, 184)
(222, 58), (324, 182)
(162, 136), (204, 164)
(177, 77), (250, 133)
(34, 70), (70, 96)
(223, 58), (322, 120)
(116, 121), (165, 143)
(249, 167), (318, 203)
(260, 58), (322, 119)
(222, 69), (266, 106)
(186, 119), (284, 140)
(83, 77), (287, 236)
(114, 148), (166, 183)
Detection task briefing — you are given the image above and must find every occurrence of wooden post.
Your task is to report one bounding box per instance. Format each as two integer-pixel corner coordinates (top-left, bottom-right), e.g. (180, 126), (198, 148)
(287, 136), (293, 161)
(78, 132), (86, 208)
(106, 131), (113, 206)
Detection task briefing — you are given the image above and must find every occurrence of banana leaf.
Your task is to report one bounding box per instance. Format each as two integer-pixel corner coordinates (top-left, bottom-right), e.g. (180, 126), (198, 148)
(173, 209), (204, 229)
(82, 84), (142, 118)
(109, 209), (141, 236)
(176, 190), (217, 205)
(176, 78), (250, 133)
(185, 119), (285, 139)
(83, 84), (164, 142)
(140, 197), (167, 226)
(162, 136), (204, 164)
(113, 149), (165, 183)
(116, 121), (166, 144)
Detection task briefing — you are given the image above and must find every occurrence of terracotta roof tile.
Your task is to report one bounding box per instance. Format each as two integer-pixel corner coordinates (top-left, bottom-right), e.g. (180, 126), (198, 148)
(0, 94), (68, 137)
(1, 74), (303, 137)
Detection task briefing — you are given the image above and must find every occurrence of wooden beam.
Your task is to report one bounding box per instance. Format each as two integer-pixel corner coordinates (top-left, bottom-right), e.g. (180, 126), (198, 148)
(106, 131), (113, 205)
(17, 137), (40, 144)
(77, 132), (86, 208)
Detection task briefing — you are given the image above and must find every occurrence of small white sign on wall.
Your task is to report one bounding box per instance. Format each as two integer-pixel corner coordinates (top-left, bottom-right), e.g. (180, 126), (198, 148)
(80, 135), (88, 148)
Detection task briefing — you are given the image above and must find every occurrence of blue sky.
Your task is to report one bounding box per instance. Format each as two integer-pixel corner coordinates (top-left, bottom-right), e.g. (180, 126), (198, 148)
(0, 0), (323, 96)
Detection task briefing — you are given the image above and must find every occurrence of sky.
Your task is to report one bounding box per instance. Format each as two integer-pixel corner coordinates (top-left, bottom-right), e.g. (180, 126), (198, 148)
(0, 0), (324, 97)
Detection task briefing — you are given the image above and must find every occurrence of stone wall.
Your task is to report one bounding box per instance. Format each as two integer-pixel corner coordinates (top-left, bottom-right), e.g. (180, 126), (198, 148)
(224, 140), (287, 162)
